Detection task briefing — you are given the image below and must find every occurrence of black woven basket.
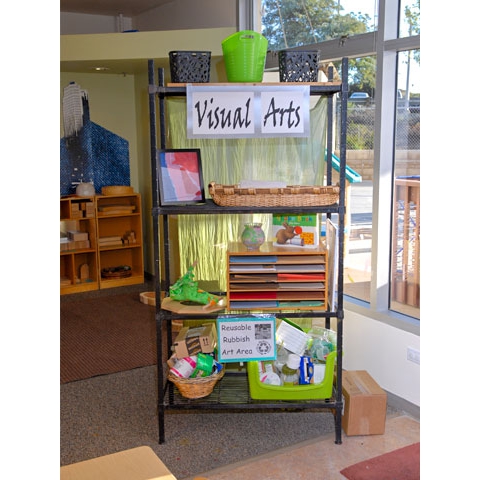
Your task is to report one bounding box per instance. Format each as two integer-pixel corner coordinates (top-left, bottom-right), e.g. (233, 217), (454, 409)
(278, 50), (320, 82)
(169, 51), (211, 83)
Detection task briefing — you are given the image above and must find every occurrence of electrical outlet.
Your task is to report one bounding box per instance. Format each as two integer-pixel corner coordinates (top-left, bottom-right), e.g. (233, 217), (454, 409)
(407, 347), (420, 365)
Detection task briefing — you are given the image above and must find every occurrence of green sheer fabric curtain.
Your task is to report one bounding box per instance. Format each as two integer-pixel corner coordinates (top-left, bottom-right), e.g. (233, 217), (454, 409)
(165, 97), (328, 290)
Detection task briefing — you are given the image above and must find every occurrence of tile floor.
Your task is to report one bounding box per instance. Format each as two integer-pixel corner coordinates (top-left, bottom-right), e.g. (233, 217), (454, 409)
(186, 413), (420, 480)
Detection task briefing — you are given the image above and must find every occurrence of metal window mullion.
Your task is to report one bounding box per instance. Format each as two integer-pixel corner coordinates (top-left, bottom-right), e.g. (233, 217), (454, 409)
(370, 0), (400, 312)
(239, 0), (263, 32)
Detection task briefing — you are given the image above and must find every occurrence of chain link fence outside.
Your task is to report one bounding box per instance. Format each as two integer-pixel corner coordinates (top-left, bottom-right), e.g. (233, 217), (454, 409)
(335, 103), (421, 315)
(337, 105), (420, 151)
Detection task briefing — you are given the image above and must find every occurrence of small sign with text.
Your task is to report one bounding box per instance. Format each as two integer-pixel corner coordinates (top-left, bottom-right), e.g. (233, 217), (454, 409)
(217, 315), (277, 363)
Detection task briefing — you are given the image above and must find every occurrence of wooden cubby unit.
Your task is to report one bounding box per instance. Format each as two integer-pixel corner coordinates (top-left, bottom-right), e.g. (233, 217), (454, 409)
(60, 196), (98, 294)
(96, 193), (144, 289)
(227, 242), (328, 311)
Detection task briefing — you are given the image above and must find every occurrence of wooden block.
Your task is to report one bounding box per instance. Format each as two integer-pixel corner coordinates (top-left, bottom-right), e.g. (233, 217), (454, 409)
(79, 263), (89, 280)
(61, 240), (75, 251)
(68, 231), (89, 241)
(99, 236), (123, 242)
(84, 204), (95, 217)
(98, 205), (135, 213)
(123, 231), (136, 244)
(140, 291), (156, 306)
(60, 446), (177, 480)
(98, 240), (123, 247)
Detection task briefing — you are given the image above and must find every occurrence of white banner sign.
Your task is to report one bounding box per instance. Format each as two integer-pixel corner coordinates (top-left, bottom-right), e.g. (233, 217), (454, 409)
(186, 85), (310, 139)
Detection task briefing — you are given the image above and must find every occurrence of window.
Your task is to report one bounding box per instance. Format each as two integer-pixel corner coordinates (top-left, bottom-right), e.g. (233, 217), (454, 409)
(260, 0), (378, 49)
(342, 54), (376, 305)
(399, 0), (420, 38)
(391, 48), (420, 317)
(255, 0), (420, 327)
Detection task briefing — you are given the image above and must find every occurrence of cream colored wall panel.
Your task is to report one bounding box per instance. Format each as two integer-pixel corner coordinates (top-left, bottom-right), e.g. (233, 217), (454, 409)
(134, 0), (236, 31)
(60, 12), (131, 35)
(61, 28), (234, 62)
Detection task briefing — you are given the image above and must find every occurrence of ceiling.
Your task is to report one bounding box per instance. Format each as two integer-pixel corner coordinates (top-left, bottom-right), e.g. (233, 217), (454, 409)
(60, 0), (172, 17)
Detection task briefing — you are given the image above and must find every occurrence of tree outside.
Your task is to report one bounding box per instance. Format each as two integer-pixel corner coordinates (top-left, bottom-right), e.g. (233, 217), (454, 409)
(261, 0), (420, 151)
(261, 0), (420, 100)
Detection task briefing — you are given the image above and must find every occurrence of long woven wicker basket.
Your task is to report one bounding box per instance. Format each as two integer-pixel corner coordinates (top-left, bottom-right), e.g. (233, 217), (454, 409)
(167, 368), (225, 399)
(208, 182), (339, 207)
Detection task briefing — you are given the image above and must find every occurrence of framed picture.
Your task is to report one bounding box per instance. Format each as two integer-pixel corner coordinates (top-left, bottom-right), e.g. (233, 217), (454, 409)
(157, 149), (205, 205)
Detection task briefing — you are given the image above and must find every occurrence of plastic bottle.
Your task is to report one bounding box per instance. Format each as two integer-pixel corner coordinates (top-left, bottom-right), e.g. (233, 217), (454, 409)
(170, 355), (197, 378)
(280, 353), (300, 386)
(312, 362), (326, 384)
(275, 343), (289, 372)
(260, 362), (282, 385)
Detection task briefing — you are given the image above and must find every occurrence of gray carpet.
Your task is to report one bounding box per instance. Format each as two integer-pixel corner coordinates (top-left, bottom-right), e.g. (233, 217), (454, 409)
(60, 281), (401, 479)
(60, 365), (340, 479)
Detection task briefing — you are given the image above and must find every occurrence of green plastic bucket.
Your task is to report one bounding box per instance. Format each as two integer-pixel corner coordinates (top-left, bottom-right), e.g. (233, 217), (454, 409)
(222, 30), (268, 82)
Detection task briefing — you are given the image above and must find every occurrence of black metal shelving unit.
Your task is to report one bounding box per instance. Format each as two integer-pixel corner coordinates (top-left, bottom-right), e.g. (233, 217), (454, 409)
(148, 58), (349, 444)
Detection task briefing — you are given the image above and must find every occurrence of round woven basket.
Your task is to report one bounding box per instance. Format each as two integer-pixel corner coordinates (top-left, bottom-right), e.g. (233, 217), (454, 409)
(167, 368), (225, 399)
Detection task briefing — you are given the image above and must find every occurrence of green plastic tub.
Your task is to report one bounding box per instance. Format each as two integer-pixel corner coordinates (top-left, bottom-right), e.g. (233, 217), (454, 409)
(247, 350), (337, 400)
(221, 30), (268, 82)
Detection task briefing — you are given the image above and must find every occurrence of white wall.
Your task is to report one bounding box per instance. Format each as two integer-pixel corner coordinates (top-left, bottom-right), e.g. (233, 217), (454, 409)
(343, 310), (420, 407)
(60, 12), (133, 34)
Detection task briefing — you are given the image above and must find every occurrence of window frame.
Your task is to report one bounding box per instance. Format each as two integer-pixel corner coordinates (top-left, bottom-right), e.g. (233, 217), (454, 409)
(244, 0), (420, 335)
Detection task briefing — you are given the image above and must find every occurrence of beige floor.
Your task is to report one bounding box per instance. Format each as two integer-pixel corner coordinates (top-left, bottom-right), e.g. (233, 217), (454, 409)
(186, 413), (420, 480)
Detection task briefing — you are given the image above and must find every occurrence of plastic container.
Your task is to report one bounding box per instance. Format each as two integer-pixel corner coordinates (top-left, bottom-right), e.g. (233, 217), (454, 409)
(274, 344), (289, 372)
(169, 51), (211, 83)
(191, 352), (214, 377)
(312, 362), (326, 384)
(221, 30), (268, 82)
(260, 363), (282, 385)
(278, 50), (320, 82)
(170, 355), (197, 378)
(76, 181), (95, 197)
(280, 353), (301, 386)
(247, 350), (336, 400)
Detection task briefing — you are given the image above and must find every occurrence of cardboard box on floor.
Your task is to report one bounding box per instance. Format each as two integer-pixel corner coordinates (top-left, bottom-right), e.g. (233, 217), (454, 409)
(173, 323), (216, 358)
(341, 370), (387, 436)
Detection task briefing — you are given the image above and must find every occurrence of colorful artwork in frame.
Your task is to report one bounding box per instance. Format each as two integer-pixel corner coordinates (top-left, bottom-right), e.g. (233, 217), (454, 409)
(157, 149), (205, 205)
